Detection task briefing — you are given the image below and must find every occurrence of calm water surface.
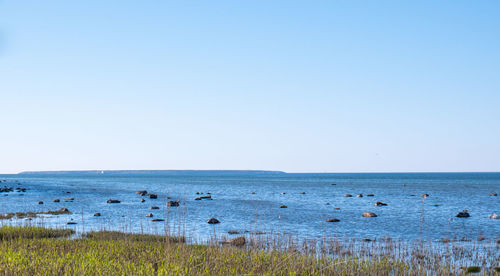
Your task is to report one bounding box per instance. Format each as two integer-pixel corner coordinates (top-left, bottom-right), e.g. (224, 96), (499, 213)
(0, 171), (498, 242)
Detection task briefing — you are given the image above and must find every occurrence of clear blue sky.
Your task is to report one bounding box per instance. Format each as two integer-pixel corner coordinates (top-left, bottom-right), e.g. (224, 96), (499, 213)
(1, 1), (499, 173)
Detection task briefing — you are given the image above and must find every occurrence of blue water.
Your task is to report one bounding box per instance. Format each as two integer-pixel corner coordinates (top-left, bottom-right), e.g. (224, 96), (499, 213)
(0, 171), (498, 242)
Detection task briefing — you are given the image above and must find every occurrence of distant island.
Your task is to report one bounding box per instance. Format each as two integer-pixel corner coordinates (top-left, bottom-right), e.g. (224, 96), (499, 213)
(18, 170), (287, 175)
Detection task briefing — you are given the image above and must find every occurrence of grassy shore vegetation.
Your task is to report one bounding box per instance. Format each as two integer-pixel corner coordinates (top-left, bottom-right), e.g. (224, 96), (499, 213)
(0, 226), (498, 275)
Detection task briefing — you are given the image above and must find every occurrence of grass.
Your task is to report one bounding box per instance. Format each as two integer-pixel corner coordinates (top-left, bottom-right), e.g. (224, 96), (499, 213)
(84, 230), (185, 243)
(0, 226), (74, 240)
(0, 226), (497, 275)
(0, 209), (72, 220)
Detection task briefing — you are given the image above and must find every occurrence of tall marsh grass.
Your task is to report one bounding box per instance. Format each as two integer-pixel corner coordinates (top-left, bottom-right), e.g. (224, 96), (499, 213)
(0, 226), (498, 275)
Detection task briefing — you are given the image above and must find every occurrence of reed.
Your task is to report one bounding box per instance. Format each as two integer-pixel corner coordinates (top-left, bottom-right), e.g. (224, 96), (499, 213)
(0, 226), (498, 275)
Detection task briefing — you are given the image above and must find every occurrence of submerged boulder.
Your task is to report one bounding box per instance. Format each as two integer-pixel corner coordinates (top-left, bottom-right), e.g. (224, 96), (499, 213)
(362, 212), (377, 217)
(136, 190), (147, 196)
(148, 194), (158, 199)
(53, 199), (60, 203)
(150, 206), (160, 210)
(367, 194), (374, 197)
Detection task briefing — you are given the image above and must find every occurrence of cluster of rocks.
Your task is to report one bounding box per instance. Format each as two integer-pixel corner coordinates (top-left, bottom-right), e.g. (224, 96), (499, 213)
(0, 187), (13, 193)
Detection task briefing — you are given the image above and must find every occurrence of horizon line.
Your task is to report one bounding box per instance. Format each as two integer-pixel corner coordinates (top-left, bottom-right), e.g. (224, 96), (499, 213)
(2, 169), (500, 175)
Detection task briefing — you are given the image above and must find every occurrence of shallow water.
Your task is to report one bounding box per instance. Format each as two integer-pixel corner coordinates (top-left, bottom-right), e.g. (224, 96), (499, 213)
(0, 171), (498, 242)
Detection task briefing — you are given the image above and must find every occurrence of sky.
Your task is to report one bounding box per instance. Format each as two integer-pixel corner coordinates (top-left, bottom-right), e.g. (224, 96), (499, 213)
(0, 1), (499, 173)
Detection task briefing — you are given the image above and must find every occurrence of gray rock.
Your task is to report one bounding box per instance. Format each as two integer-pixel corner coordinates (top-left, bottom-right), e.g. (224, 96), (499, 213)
(221, 236), (246, 246)
(362, 212), (377, 217)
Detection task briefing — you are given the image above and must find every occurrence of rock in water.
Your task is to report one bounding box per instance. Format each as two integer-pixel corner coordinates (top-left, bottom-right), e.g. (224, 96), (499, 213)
(148, 194), (158, 199)
(279, 205), (288, 208)
(326, 218), (340, 222)
(93, 213), (101, 217)
(58, 208), (70, 213)
(362, 212), (377, 217)
(374, 202), (387, 206)
(106, 199), (120, 203)
(344, 194), (352, 197)
(146, 213), (153, 217)
(167, 201), (180, 207)
(357, 194), (363, 198)
(456, 210), (470, 218)
(488, 213), (499, 219)
(221, 236), (246, 246)
(150, 206), (160, 210)
(207, 218), (220, 224)
(136, 190), (147, 196)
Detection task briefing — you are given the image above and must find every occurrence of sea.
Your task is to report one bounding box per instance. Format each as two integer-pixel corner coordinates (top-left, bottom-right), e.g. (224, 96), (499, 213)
(0, 171), (498, 242)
